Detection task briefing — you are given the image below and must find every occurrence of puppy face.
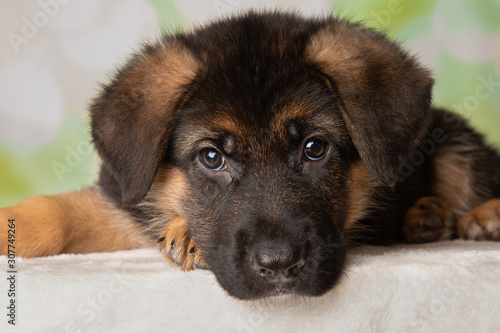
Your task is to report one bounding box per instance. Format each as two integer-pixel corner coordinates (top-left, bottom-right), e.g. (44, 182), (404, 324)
(91, 12), (434, 299)
(172, 70), (354, 298)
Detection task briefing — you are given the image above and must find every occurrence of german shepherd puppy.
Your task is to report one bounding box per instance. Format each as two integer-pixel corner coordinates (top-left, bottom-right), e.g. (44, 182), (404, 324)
(1, 12), (500, 299)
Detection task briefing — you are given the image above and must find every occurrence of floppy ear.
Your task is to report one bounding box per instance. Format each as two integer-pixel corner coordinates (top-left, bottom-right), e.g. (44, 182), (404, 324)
(90, 39), (199, 205)
(306, 20), (434, 186)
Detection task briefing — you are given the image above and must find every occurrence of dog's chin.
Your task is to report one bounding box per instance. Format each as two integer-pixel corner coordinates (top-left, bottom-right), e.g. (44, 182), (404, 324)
(267, 283), (331, 298)
(215, 270), (343, 300)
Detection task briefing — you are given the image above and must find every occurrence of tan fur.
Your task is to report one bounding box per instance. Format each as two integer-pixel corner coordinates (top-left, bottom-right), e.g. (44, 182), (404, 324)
(141, 165), (208, 270)
(209, 113), (245, 137)
(305, 25), (407, 108)
(138, 165), (188, 236)
(403, 196), (454, 243)
(272, 102), (311, 131)
(136, 41), (199, 117)
(345, 161), (380, 229)
(126, 42), (199, 142)
(1, 195), (69, 257)
(158, 216), (191, 267)
(0, 188), (152, 258)
(98, 42), (199, 138)
(433, 147), (489, 219)
(157, 215), (208, 271)
(306, 27), (373, 85)
(457, 199), (500, 240)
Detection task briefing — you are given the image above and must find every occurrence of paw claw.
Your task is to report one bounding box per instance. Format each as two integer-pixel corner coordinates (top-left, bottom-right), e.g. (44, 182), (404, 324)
(157, 216), (209, 270)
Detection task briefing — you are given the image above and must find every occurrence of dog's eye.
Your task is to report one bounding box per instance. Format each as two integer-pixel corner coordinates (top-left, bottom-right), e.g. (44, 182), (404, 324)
(199, 148), (225, 170)
(304, 138), (328, 161)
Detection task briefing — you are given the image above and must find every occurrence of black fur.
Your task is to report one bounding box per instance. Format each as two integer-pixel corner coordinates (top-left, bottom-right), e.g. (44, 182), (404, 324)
(91, 12), (500, 299)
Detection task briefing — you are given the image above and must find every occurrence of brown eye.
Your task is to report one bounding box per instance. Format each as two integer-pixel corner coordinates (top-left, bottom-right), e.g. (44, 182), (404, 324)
(304, 138), (328, 161)
(199, 148), (225, 170)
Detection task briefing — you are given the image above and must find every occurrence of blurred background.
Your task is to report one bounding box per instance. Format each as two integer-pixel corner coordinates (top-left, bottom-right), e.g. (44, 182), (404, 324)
(1, 0), (499, 206)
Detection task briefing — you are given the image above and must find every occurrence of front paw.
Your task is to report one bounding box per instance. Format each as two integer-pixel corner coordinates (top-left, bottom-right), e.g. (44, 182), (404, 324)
(157, 216), (208, 270)
(457, 199), (500, 241)
(403, 196), (454, 243)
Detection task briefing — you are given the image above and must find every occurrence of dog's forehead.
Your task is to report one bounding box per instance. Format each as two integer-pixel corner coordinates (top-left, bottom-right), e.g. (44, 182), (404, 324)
(170, 15), (349, 156)
(187, 58), (337, 127)
(175, 82), (345, 159)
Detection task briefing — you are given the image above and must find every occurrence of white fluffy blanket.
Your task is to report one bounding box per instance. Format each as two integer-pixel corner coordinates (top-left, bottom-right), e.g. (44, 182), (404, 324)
(2, 241), (500, 332)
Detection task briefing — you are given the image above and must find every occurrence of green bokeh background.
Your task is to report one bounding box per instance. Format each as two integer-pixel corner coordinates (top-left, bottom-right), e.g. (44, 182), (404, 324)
(1, 0), (499, 207)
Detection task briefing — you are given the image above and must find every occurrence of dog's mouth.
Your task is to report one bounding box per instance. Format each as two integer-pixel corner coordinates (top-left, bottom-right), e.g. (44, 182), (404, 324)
(270, 285), (292, 296)
(206, 231), (346, 300)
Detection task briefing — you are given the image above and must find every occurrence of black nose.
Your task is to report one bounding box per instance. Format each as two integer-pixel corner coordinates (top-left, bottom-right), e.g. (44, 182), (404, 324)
(252, 241), (305, 284)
